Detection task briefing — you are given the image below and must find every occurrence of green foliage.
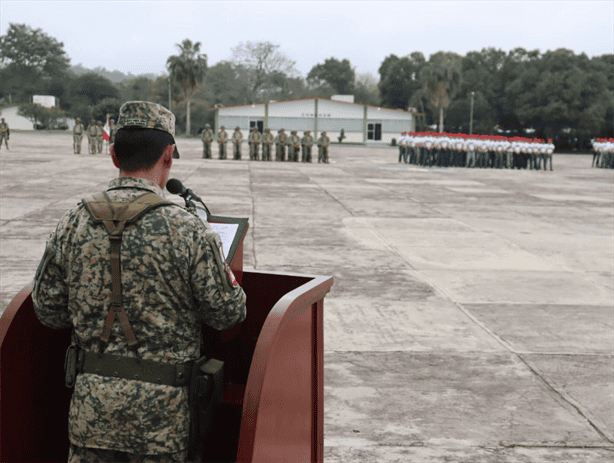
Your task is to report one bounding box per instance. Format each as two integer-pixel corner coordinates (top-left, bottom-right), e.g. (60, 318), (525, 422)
(307, 58), (355, 94)
(18, 103), (66, 127)
(378, 52), (425, 110)
(167, 39), (207, 135)
(0, 23), (71, 104)
(90, 97), (122, 123)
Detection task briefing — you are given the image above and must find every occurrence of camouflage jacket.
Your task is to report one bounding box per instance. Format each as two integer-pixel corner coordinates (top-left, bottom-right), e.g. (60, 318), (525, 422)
(248, 131), (261, 144)
(32, 177), (247, 455)
(201, 128), (214, 142)
(217, 130), (228, 142)
(301, 135), (314, 147)
(231, 130), (243, 143)
(317, 136), (330, 147)
(88, 125), (97, 137)
(73, 123), (84, 135)
(262, 132), (274, 144)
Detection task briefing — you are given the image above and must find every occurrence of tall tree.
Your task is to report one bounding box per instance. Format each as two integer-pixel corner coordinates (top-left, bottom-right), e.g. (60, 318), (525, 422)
(378, 52), (425, 109)
(307, 58), (355, 94)
(230, 41), (298, 102)
(421, 51), (463, 132)
(166, 39), (207, 135)
(0, 23), (70, 103)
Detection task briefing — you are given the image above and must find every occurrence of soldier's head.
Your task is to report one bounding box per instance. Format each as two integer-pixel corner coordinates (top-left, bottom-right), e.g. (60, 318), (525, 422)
(91, 121), (95, 125)
(235, 126), (240, 131)
(110, 119), (115, 124)
(0, 118), (4, 122)
(205, 124), (210, 128)
(265, 128), (270, 132)
(280, 128), (284, 132)
(76, 118), (81, 122)
(97, 121), (102, 126)
(322, 131), (327, 135)
(111, 101), (178, 183)
(306, 131), (311, 135)
(221, 126), (225, 130)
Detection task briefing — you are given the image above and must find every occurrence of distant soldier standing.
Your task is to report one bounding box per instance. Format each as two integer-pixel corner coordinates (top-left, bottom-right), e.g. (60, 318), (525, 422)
(289, 130), (300, 162)
(232, 126), (243, 160)
(201, 123), (214, 159)
(0, 117), (9, 150)
(108, 119), (117, 146)
(217, 125), (228, 159)
(317, 131), (330, 163)
(302, 131), (314, 162)
(261, 128), (274, 161)
(249, 127), (261, 160)
(275, 128), (288, 161)
(73, 118), (84, 154)
(87, 121), (97, 154)
(96, 121), (104, 153)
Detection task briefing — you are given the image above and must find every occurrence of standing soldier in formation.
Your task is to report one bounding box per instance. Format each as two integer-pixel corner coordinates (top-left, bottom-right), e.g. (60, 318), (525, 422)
(302, 130), (314, 162)
(275, 128), (287, 161)
(201, 124), (214, 159)
(0, 117), (8, 150)
(73, 118), (84, 154)
(398, 132), (406, 163)
(261, 128), (274, 161)
(249, 127), (261, 161)
(108, 119), (117, 148)
(289, 130), (300, 162)
(232, 126), (243, 160)
(317, 131), (330, 163)
(87, 121), (97, 154)
(217, 125), (228, 159)
(96, 121), (104, 154)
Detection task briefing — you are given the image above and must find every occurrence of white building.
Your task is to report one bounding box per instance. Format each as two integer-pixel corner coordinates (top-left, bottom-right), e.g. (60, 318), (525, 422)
(215, 97), (416, 144)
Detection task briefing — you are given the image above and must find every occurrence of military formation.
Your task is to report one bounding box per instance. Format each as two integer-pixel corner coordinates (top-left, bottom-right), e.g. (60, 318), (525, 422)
(72, 118), (117, 154)
(397, 132), (555, 170)
(202, 125), (330, 163)
(591, 138), (614, 169)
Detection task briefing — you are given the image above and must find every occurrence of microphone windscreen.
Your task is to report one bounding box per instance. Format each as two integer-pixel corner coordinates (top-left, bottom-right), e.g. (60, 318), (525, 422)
(166, 178), (184, 195)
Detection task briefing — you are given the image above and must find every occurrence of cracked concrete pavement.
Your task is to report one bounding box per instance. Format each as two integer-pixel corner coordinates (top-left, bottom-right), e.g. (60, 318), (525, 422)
(1, 133), (612, 462)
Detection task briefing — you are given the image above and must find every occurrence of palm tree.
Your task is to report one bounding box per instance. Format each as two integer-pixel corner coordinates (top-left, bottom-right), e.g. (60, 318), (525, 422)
(166, 39), (207, 136)
(421, 52), (463, 132)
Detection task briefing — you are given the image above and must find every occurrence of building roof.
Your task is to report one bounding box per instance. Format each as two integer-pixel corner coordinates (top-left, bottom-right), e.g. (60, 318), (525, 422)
(211, 97), (418, 114)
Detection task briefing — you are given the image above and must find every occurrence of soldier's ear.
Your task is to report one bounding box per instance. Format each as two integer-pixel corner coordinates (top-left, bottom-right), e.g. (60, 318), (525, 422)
(110, 145), (121, 169)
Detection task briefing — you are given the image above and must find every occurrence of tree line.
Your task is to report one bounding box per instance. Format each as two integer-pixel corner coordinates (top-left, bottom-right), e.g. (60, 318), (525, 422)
(1, 23), (612, 147)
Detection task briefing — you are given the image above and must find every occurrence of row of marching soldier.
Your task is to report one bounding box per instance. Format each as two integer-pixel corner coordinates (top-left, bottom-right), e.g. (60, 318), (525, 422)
(201, 125), (331, 163)
(397, 132), (556, 170)
(72, 118), (118, 154)
(591, 138), (614, 169)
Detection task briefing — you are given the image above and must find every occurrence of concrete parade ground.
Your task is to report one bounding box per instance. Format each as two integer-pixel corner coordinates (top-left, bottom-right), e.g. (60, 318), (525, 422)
(1, 132), (612, 462)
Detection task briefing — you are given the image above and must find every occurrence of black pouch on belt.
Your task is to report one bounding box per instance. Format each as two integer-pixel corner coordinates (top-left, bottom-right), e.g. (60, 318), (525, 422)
(188, 357), (224, 462)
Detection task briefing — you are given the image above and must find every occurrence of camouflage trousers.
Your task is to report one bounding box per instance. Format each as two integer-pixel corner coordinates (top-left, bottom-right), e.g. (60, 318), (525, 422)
(68, 444), (189, 463)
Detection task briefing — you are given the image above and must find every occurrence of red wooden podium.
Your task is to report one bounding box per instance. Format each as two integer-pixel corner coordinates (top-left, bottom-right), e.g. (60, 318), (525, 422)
(0, 236), (333, 462)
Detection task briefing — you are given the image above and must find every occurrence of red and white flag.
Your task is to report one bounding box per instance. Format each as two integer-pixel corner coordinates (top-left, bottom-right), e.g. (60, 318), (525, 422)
(103, 114), (110, 141)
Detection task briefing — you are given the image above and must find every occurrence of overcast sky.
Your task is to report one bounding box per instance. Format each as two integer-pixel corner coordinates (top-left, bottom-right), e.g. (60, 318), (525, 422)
(1, 0), (613, 80)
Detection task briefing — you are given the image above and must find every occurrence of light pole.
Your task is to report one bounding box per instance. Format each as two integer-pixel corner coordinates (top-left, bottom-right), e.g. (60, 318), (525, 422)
(168, 75), (172, 112)
(469, 91), (475, 135)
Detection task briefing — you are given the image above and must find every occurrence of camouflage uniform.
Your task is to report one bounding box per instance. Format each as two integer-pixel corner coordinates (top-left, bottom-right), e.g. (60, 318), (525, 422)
(275, 129), (287, 161)
(73, 120), (84, 154)
(248, 128), (261, 161)
(217, 126), (228, 159)
(32, 101), (247, 461)
(261, 129), (274, 161)
(0, 118), (9, 149)
(301, 131), (314, 162)
(288, 131), (300, 162)
(201, 124), (214, 159)
(231, 127), (243, 160)
(317, 133), (330, 163)
(88, 122), (97, 154)
(96, 121), (104, 153)
(108, 120), (117, 145)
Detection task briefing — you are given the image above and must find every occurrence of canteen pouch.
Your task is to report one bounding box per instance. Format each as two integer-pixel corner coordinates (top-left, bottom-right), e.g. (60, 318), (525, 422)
(188, 357), (224, 462)
(64, 344), (78, 388)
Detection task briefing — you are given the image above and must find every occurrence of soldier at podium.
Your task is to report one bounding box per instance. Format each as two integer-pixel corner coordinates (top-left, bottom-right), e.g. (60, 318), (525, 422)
(31, 101), (247, 463)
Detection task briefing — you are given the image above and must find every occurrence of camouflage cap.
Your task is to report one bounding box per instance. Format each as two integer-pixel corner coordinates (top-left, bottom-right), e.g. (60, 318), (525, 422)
(116, 101), (179, 158)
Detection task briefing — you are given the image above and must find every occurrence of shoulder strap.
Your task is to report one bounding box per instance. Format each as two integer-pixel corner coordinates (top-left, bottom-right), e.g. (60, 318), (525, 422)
(82, 192), (174, 352)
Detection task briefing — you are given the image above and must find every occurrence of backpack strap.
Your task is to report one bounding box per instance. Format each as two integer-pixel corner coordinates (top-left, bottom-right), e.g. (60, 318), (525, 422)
(82, 192), (174, 352)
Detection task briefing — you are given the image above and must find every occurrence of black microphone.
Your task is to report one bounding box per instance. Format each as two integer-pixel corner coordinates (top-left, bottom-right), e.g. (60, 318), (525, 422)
(166, 178), (203, 203)
(166, 178), (210, 218)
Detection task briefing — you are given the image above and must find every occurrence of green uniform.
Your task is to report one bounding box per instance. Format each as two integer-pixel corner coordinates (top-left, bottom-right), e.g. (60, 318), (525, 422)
(217, 128), (228, 159)
(249, 130), (261, 160)
(201, 127), (214, 159)
(0, 120), (9, 149)
(289, 132), (300, 162)
(261, 130), (274, 161)
(317, 134), (330, 163)
(301, 133), (314, 163)
(73, 122), (84, 154)
(96, 123), (104, 153)
(231, 129), (243, 160)
(33, 177), (247, 458)
(87, 123), (97, 154)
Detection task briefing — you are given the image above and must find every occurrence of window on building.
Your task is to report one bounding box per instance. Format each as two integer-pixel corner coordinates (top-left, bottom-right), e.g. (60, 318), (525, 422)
(367, 123), (382, 141)
(250, 120), (264, 133)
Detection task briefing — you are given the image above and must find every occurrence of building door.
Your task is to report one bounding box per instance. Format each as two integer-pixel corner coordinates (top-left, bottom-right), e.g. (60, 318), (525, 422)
(250, 120), (264, 133)
(367, 122), (382, 141)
